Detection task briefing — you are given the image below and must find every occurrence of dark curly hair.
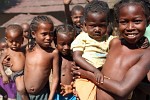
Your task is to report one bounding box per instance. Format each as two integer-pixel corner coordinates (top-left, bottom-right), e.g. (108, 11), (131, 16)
(84, 0), (110, 23)
(71, 5), (84, 16)
(5, 24), (23, 37)
(54, 24), (76, 45)
(30, 15), (54, 32)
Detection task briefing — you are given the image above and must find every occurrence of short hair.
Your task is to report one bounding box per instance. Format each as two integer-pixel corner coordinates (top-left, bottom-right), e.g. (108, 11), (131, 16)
(30, 15), (54, 32)
(71, 5), (84, 16)
(5, 24), (23, 37)
(84, 0), (110, 22)
(54, 24), (76, 45)
(114, 0), (150, 23)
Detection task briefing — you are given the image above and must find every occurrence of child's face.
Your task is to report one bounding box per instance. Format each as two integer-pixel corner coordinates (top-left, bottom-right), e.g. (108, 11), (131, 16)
(5, 31), (23, 51)
(118, 4), (147, 44)
(71, 10), (84, 28)
(33, 23), (54, 48)
(85, 12), (107, 41)
(56, 33), (73, 56)
(22, 24), (30, 38)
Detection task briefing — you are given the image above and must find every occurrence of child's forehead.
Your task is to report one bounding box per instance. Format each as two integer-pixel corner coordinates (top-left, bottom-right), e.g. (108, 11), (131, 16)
(119, 3), (145, 13)
(119, 4), (146, 17)
(72, 10), (84, 16)
(37, 22), (54, 30)
(6, 30), (22, 39)
(57, 32), (74, 39)
(86, 11), (107, 21)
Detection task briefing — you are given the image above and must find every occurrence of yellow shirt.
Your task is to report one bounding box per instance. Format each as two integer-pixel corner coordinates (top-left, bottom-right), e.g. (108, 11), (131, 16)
(71, 31), (115, 68)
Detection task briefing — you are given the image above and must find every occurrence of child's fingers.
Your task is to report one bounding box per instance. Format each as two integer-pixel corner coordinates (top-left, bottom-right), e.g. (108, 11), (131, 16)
(70, 82), (74, 86)
(100, 76), (104, 84)
(60, 83), (64, 86)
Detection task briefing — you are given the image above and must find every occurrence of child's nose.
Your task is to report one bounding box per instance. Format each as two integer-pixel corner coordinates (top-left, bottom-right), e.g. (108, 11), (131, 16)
(12, 42), (17, 45)
(46, 35), (51, 40)
(64, 45), (70, 50)
(95, 26), (100, 32)
(127, 22), (134, 30)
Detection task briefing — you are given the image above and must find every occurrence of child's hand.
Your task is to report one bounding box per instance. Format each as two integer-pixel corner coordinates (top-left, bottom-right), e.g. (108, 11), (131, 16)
(2, 75), (9, 84)
(63, 0), (72, 5)
(2, 55), (12, 67)
(93, 69), (104, 84)
(60, 82), (74, 96)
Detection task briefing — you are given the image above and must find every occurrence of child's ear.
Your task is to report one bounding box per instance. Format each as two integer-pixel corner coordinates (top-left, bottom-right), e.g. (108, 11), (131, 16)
(84, 22), (88, 32)
(31, 31), (35, 38)
(5, 37), (8, 43)
(5, 37), (7, 41)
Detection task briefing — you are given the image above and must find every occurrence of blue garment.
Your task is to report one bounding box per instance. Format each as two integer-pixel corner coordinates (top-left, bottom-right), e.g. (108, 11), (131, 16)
(54, 93), (77, 100)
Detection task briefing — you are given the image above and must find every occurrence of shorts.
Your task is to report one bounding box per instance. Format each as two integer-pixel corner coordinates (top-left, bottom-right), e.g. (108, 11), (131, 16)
(16, 82), (50, 100)
(11, 70), (24, 81)
(54, 93), (77, 100)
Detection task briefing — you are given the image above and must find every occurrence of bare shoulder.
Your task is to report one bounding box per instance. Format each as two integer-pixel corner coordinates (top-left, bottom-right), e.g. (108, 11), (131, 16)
(109, 37), (120, 48)
(140, 47), (150, 69)
(143, 47), (150, 57)
(52, 48), (59, 57)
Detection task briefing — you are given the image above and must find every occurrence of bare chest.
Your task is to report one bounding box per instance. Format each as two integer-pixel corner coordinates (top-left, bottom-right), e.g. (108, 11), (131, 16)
(25, 50), (53, 69)
(8, 51), (25, 71)
(102, 47), (144, 80)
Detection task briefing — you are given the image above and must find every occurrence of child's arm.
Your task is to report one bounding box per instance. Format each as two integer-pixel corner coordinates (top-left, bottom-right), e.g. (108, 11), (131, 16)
(73, 51), (104, 83)
(48, 49), (59, 100)
(73, 53), (150, 97)
(0, 50), (9, 84)
(63, 0), (73, 25)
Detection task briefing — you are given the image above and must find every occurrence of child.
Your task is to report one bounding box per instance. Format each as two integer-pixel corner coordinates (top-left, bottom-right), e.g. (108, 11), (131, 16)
(0, 24), (28, 100)
(64, 0), (84, 36)
(21, 23), (31, 48)
(71, 1), (115, 100)
(54, 24), (76, 100)
(72, 0), (150, 99)
(23, 15), (59, 100)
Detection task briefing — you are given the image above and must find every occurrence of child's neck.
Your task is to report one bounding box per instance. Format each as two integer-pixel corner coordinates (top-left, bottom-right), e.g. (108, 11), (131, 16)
(60, 53), (73, 61)
(122, 36), (149, 49)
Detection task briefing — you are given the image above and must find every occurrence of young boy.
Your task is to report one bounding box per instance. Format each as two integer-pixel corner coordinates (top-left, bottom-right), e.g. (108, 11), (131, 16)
(23, 15), (59, 100)
(0, 38), (17, 100)
(72, 0), (150, 99)
(64, 0), (84, 36)
(54, 24), (76, 100)
(21, 23), (31, 48)
(0, 24), (28, 100)
(71, 1), (115, 100)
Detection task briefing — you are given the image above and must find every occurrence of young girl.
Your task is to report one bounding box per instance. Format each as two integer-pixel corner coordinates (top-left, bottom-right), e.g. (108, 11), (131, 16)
(23, 15), (59, 100)
(72, 0), (150, 99)
(71, 1), (115, 100)
(54, 24), (76, 100)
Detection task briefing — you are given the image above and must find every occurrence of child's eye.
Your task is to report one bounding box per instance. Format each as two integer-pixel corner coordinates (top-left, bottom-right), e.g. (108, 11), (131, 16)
(42, 33), (47, 36)
(88, 25), (95, 28)
(134, 20), (142, 24)
(119, 20), (127, 25)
